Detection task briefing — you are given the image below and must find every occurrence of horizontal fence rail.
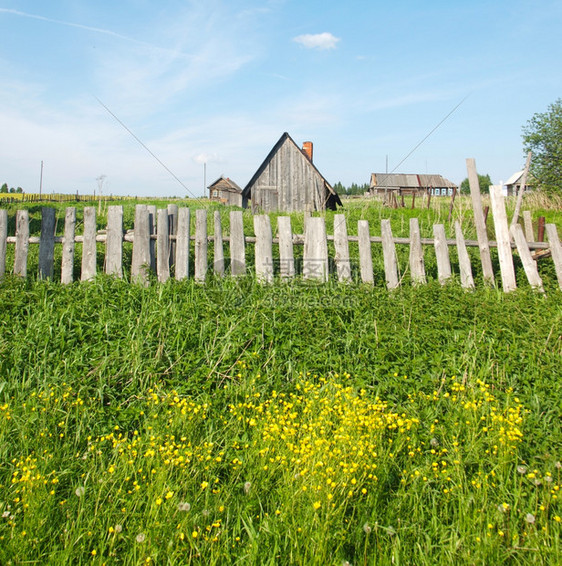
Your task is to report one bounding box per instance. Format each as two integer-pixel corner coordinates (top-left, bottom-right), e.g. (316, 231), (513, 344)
(0, 204), (561, 292)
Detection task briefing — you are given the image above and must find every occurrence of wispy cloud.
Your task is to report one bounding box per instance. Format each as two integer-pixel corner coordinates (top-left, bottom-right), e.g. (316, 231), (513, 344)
(293, 32), (340, 50)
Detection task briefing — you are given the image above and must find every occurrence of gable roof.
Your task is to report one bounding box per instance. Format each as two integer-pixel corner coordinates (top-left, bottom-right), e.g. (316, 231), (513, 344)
(370, 173), (457, 190)
(242, 132), (338, 198)
(208, 176), (242, 192)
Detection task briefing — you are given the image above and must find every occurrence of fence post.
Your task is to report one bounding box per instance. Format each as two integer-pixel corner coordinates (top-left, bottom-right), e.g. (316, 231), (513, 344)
(214, 211), (225, 277)
(131, 205), (151, 286)
(433, 224), (452, 285)
(454, 221), (474, 289)
(358, 220), (373, 284)
(157, 208), (170, 283)
(14, 209), (29, 277)
(167, 204), (178, 268)
(105, 205), (123, 278)
(0, 209), (7, 278)
(61, 207), (76, 284)
(466, 158), (495, 285)
(489, 185), (517, 292)
(523, 211), (534, 241)
(510, 224), (544, 292)
(254, 215), (273, 283)
(38, 207), (56, 280)
(537, 217), (545, 242)
(277, 216), (295, 279)
(303, 216), (328, 282)
(333, 214), (352, 282)
(81, 207), (97, 281)
(409, 218), (426, 285)
(147, 205), (157, 272)
(229, 210), (246, 277)
(195, 209), (208, 283)
(175, 208), (190, 280)
(381, 219), (399, 289)
(546, 224), (562, 290)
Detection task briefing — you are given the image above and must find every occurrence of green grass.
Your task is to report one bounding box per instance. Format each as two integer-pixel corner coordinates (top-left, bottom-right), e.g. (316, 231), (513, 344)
(0, 275), (560, 564)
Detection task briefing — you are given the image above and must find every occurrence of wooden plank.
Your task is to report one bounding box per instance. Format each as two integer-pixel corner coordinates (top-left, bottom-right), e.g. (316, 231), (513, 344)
(433, 224), (452, 285)
(131, 205), (151, 286)
(81, 207), (97, 281)
(61, 207), (76, 284)
(147, 205), (157, 273)
(0, 209), (7, 278)
(175, 207), (190, 280)
(523, 211), (534, 242)
(408, 217), (426, 285)
(303, 216), (328, 282)
(38, 207), (56, 280)
(254, 215), (274, 283)
(333, 214), (351, 282)
(489, 185), (517, 292)
(510, 223), (544, 292)
(455, 221), (474, 289)
(545, 224), (562, 290)
(13, 209), (29, 277)
(277, 216), (295, 279)
(105, 205), (123, 278)
(157, 208), (170, 283)
(381, 219), (399, 289)
(510, 151), (532, 230)
(229, 210), (246, 277)
(213, 211), (225, 276)
(466, 158), (495, 284)
(194, 209), (208, 282)
(167, 204), (178, 268)
(357, 220), (374, 284)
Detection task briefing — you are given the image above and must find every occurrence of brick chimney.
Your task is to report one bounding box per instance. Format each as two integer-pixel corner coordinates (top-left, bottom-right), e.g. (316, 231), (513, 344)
(302, 141), (313, 162)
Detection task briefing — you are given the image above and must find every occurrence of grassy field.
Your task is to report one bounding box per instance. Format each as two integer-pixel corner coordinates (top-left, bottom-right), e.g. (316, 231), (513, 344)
(0, 195), (561, 564)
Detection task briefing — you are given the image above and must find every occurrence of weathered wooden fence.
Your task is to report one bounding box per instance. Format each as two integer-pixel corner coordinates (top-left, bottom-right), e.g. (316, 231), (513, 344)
(0, 197), (561, 292)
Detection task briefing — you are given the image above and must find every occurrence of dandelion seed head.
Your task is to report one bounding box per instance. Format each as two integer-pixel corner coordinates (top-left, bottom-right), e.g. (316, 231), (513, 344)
(363, 523), (372, 534)
(178, 502), (191, 512)
(136, 533), (146, 543)
(525, 513), (535, 524)
(517, 465), (527, 474)
(114, 524), (122, 533)
(243, 481), (252, 494)
(75, 486), (85, 498)
(430, 438), (439, 448)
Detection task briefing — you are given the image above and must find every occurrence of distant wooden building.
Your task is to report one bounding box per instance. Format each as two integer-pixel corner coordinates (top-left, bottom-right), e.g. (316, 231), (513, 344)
(504, 170), (534, 196)
(369, 173), (458, 197)
(208, 176), (243, 207)
(242, 132), (342, 213)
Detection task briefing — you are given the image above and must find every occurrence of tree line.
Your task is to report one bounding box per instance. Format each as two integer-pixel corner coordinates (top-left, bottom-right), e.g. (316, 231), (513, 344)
(1, 183), (23, 194)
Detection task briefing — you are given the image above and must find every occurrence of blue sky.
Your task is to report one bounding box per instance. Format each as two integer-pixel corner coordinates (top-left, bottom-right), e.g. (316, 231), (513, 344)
(1, 0), (561, 197)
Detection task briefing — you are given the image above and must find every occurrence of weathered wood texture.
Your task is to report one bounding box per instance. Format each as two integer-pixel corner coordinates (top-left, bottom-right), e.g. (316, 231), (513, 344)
(229, 211), (246, 276)
(523, 211), (534, 242)
(38, 207), (56, 280)
(175, 207), (190, 280)
(333, 214), (352, 282)
(490, 186), (517, 292)
(303, 217), (329, 282)
(61, 207), (76, 284)
(433, 224), (452, 285)
(81, 207), (97, 281)
(131, 205), (151, 286)
(408, 218), (426, 285)
(455, 222), (474, 289)
(545, 224), (562, 289)
(0, 209), (7, 278)
(195, 209), (208, 283)
(510, 224), (544, 292)
(254, 215), (273, 283)
(277, 216), (295, 279)
(381, 219), (399, 289)
(14, 209), (29, 277)
(466, 158), (495, 284)
(214, 211), (225, 277)
(358, 220), (374, 284)
(157, 208), (170, 283)
(105, 206), (123, 278)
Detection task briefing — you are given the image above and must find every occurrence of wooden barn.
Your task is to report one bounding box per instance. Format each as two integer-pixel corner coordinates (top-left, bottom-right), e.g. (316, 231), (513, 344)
(242, 132), (342, 213)
(504, 170), (534, 196)
(369, 173), (458, 197)
(208, 176), (243, 207)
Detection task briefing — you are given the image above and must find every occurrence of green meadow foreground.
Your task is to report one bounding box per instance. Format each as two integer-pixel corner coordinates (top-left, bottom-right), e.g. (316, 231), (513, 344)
(0, 277), (560, 565)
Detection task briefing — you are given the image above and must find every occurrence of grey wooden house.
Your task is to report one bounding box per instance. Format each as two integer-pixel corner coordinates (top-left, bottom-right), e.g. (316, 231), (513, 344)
(242, 132), (342, 213)
(208, 176), (243, 207)
(369, 173), (458, 197)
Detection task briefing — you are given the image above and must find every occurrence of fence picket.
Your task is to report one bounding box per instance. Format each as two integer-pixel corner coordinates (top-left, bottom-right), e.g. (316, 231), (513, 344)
(381, 219), (399, 289)
(455, 222), (474, 289)
(0, 209), (7, 277)
(545, 224), (562, 289)
(106, 206), (123, 278)
(214, 211), (225, 277)
(61, 207), (76, 284)
(277, 216), (295, 279)
(39, 207), (56, 280)
(14, 209), (29, 277)
(523, 211), (534, 242)
(195, 209), (208, 282)
(131, 205), (151, 286)
(147, 205), (156, 272)
(175, 208), (190, 280)
(157, 208), (170, 283)
(81, 207), (97, 281)
(254, 215), (273, 283)
(358, 220), (373, 284)
(510, 224), (544, 292)
(304, 217), (328, 282)
(229, 211), (246, 277)
(333, 215), (351, 282)
(408, 218), (426, 285)
(490, 186), (517, 292)
(167, 204), (178, 268)
(433, 224), (452, 285)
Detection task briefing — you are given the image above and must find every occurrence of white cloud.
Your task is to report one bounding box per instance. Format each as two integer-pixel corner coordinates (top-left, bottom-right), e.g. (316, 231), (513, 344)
(293, 32), (340, 50)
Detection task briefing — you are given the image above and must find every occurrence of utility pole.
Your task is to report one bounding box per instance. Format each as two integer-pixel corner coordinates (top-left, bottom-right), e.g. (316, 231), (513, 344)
(204, 162), (207, 197)
(39, 160), (44, 198)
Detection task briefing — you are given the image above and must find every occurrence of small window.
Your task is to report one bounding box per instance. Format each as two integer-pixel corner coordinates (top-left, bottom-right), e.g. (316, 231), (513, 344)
(434, 188), (440, 196)
(448, 188), (453, 196)
(212, 190), (218, 197)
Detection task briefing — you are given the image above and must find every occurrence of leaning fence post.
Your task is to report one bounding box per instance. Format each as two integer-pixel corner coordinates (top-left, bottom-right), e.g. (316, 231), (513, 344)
(254, 215), (273, 283)
(14, 209), (29, 277)
(358, 220), (374, 284)
(545, 224), (562, 290)
(523, 211), (534, 242)
(0, 209), (7, 278)
(131, 205), (151, 286)
(39, 207), (56, 280)
(510, 223), (544, 292)
(81, 207), (97, 281)
(409, 218), (426, 285)
(381, 219), (399, 289)
(433, 224), (452, 285)
(195, 209), (208, 283)
(455, 222), (474, 289)
(277, 216), (295, 279)
(61, 207), (76, 284)
(105, 205), (123, 278)
(489, 185), (517, 292)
